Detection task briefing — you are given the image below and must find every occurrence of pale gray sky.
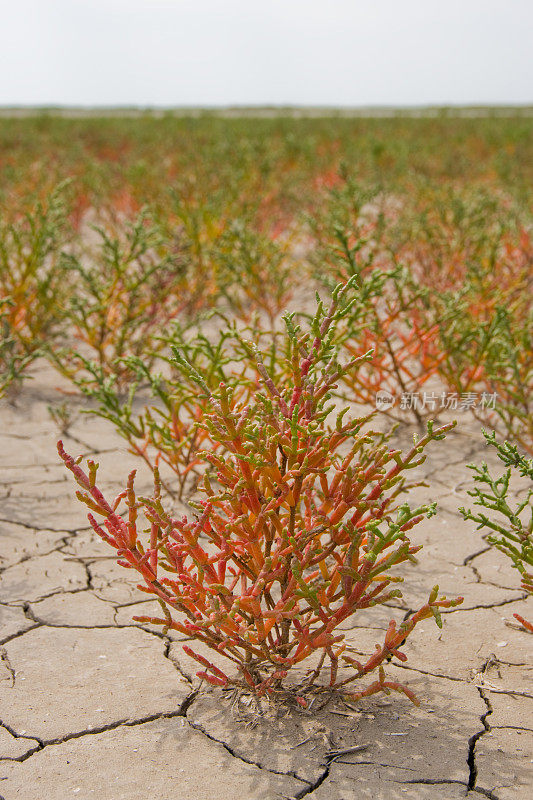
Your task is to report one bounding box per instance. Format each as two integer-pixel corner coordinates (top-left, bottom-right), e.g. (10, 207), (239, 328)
(1, 0), (532, 107)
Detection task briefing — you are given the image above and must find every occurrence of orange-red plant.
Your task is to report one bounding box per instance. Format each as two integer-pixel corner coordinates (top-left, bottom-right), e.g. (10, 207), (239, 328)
(59, 282), (462, 705)
(312, 194), (446, 423)
(326, 238), (445, 422)
(339, 287), (445, 424)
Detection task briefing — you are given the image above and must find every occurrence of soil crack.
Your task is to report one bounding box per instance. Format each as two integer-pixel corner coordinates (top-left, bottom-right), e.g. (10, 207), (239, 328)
(0, 648), (16, 687)
(0, 623), (42, 647)
(0, 518), (91, 534)
(0, 720), (43, 760)
(2, 699), (197, 763)
(467, 681), (493, 791)
(400, 778), (500, 799)
(390, 660), (465, 682)
(287, 765), (330, 798)
(184, 714), (310, 785)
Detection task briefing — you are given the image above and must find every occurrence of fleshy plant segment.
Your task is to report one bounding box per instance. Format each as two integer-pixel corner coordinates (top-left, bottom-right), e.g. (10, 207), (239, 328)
(59, 282), (462, 705)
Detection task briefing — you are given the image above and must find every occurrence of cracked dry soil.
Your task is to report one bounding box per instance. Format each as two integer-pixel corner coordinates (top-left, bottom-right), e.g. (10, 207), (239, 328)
(0, 363), (531, 800)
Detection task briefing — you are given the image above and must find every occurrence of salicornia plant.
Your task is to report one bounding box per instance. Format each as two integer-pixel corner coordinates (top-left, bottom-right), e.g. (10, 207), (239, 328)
(480, 307), (532, 455)
(0, 184), (71, 367)
(55, 211), (206, 390)
(0, 298), (37, 397)
(459, 431), (533, 632)
(316, 224), (444, 423)
(213, 221), (295, 327)
(59, 280), (462, 706)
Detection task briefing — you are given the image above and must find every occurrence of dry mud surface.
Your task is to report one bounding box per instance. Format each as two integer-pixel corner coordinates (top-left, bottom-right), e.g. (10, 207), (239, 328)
(0, 363), (531, 800)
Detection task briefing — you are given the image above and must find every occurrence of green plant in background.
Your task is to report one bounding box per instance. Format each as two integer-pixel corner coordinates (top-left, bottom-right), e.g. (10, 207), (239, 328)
(74, 322), (252, 498)
(435, 301), (532, 455)
(47, 399), (79, 438)
(480, 306), (533, 455)
(55, 211), (206, 390)
(0, 298), (37, 398)
(309, 179), (393, 287)
(459, 431), (533, 632)
(213, 221), (296, 327)
(434, 292), (498, 399)
(0, 184), (71, 369)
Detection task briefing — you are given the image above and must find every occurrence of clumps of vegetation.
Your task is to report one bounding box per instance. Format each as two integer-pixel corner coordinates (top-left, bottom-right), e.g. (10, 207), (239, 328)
(2, 115), (531, 711)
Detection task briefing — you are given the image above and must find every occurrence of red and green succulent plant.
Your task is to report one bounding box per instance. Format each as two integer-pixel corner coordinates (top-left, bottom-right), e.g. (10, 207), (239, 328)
(59, 282), (462, 705)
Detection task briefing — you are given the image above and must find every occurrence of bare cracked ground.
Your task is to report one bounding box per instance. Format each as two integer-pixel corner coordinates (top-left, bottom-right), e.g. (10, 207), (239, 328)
(0, 363), (531, 800)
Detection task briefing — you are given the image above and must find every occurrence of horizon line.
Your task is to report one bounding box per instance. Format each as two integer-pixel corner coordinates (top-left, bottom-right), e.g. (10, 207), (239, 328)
(1, 103), (532, 119)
